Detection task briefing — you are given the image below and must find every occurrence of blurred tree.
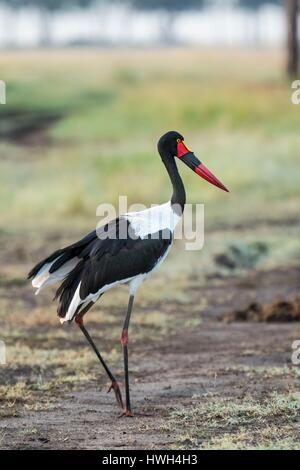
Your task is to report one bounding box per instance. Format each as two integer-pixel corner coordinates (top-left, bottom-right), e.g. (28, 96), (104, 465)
(131, 0), (204, 43)
(131, 0), (203, 9)
(0, 0), (98, 46)
(237, 0), (281, 6)
(228, 1), (299, 78)
(285, 0), (299, 77)
(1, 0), (95, 8)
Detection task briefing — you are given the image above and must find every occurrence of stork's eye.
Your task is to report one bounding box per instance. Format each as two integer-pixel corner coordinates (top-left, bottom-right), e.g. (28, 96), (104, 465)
(177, 138), (182, 143)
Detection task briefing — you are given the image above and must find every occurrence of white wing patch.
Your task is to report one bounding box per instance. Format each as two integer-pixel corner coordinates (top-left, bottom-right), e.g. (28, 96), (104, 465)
(61, 276), (135, 323)
(125, 201), (181, 239)
(32, 256), (80, 295)
(62, 281), (82, 323)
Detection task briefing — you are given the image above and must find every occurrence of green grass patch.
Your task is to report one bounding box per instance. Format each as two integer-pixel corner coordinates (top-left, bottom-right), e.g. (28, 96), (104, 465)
(169, 392), (300, 450)
(0, 49), (300, 243)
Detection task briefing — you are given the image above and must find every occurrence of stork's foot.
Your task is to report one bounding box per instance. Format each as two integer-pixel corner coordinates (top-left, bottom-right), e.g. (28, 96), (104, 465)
(119, 408), (134, 418)
(107, 381), (124, 409)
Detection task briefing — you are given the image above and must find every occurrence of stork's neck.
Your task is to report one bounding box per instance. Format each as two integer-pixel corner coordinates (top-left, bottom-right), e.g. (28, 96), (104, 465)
(162, 155), (186, 213)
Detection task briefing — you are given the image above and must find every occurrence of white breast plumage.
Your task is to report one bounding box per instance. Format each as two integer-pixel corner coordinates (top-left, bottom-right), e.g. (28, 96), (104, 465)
(125, 201), (181, 239)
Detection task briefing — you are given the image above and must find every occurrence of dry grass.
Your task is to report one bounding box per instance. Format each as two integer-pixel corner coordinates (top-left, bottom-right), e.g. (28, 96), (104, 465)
(168, 392), (300, 450)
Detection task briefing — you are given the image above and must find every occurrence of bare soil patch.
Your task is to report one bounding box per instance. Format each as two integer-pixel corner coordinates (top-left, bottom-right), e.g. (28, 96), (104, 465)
(0, 265), (299, 449)
(221, 297), (300, 323)
(0, 109), (62, 146)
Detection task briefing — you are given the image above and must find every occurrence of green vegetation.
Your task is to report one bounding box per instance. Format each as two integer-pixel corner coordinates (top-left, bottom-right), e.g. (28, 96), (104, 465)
(169, 392), (300, 450)
(0, 49), (299, 237)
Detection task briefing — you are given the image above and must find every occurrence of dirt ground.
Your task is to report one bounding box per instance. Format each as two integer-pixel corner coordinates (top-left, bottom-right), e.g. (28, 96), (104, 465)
(1, 263), (300, 450)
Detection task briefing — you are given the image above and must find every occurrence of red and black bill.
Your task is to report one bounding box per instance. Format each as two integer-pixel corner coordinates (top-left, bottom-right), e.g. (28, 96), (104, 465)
(177, 140), (229, 193)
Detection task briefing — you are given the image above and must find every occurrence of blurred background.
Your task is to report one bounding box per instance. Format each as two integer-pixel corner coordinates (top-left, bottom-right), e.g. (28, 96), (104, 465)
(0, 1), (300, 450)
(0, 0), (293, 49)
(0, 0), (299, 265)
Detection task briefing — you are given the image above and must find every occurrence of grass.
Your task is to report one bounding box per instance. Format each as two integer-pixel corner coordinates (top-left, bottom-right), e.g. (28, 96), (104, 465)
(168, 392), (300, 450)
(224, 365), (300, 379)
(0, 341), (98, 417)
(0, 48), (299, 282)
(0, 272), (196, 419)
(0, 48), (300, 236)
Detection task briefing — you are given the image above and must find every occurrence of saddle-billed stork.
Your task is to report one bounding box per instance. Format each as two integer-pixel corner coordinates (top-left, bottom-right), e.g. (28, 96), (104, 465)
(28, 131), (228, 417)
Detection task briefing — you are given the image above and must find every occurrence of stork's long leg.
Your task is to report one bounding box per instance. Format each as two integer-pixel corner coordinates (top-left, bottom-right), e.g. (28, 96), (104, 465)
(120, 295), (135, 417)
(75, 302), (124, 409)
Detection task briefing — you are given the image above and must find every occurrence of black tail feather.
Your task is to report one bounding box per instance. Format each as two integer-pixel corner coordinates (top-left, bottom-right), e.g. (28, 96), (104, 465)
(55, 260), (85, 318)
(28, 229), (98, 318)
(27, 229), (97, 280)
(27, 248), (65, 280)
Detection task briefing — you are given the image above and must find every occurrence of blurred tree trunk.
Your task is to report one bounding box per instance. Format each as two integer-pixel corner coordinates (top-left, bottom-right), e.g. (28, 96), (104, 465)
(160, 11), (178, 44)
(286, 0), (299, 77)
(2, 6), (15, 48)
(39, 6), (52, 47)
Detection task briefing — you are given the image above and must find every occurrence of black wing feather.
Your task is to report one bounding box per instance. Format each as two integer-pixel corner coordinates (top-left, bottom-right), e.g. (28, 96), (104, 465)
(27, 229), (98, 279)
(79, 230), (171, 301)
(29, 217), (172, 319)
(28, 218), (127, 279)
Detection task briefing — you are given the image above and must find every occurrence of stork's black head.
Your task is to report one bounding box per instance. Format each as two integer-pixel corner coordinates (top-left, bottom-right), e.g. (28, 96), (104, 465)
(157, 130), (229, 193)
(158, 131), (184, 159)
